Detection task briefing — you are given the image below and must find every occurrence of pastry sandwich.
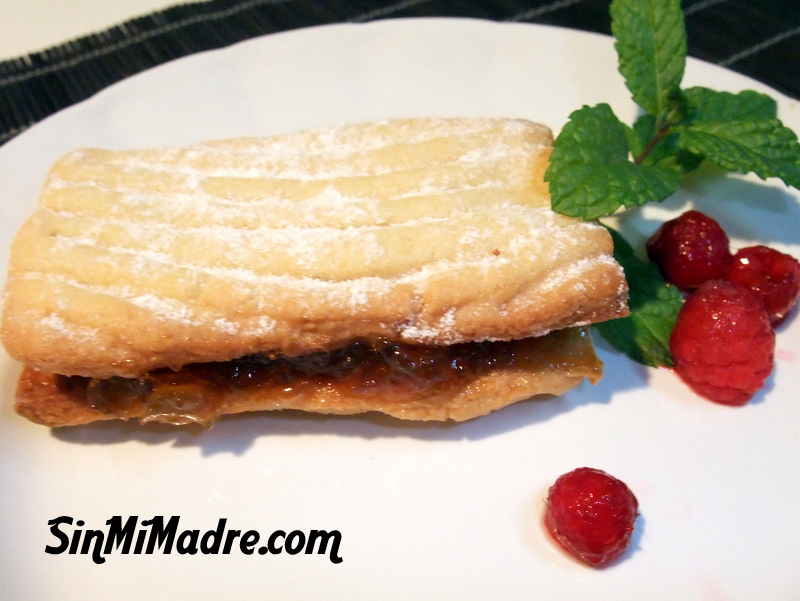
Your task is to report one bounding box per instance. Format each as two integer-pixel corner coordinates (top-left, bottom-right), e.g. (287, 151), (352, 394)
(1, 118), (628, 427)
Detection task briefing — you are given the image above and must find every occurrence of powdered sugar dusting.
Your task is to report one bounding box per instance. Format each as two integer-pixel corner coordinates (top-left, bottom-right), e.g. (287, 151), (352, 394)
(129, 294), (197, 324)
(40, 312), (99, 343)
(400, 308), (460, 344)
(16, 118), (625, 359)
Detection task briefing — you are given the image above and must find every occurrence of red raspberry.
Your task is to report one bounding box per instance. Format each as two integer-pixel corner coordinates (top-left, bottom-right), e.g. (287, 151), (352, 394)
(544, 467), (639, 567)
(724, 245), (800, 327)
(670, 280), (775, 406)
(646, 210), (731, 289)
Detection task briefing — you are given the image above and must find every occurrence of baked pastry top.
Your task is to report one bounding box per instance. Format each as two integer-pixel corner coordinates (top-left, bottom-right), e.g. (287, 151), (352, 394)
(1, 118), (628, 381)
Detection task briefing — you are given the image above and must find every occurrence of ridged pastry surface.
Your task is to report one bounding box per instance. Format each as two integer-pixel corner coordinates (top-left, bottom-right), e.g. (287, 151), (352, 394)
(1, 118), (628, 378)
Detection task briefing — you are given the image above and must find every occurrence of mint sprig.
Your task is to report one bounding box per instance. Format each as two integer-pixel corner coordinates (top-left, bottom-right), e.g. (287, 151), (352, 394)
(594, 227), (683, 367)
(545, 0), (800, 366)
(548, 104), (681, 220)
(546, 0), (800, 221)
(684, 87), (777, 121)
(610, 0), (686, 120)
(675, 119), (800, 187)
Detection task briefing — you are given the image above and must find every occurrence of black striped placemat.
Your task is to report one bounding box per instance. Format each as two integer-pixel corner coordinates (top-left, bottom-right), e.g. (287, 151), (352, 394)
(2, 0), (799, 146)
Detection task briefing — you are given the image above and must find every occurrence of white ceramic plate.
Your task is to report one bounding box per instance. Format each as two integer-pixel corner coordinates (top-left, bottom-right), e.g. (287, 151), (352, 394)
(1, 19), (799, 601)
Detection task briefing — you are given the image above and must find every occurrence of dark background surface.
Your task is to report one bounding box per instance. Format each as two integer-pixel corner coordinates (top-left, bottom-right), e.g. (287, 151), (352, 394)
(2, 0), (799, 145)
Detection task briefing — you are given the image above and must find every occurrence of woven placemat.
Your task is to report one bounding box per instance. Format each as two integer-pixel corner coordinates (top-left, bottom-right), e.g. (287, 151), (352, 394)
(2, 0), (799, 146)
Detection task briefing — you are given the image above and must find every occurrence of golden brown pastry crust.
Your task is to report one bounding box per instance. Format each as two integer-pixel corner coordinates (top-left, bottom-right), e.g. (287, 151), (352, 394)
(1, 118), (627, 380)
(15, 328), (603, 427)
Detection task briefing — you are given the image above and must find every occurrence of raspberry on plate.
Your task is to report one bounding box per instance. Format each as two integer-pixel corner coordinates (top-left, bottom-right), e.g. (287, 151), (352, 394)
(724, 245), (800, 327)
(544, 467), (639, 567)
(670, 280), (775, 405)
(646, 210), (731, 289)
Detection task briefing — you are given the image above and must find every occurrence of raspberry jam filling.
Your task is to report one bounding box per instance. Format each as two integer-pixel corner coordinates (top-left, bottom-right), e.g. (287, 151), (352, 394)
(63, 338), (519, 425)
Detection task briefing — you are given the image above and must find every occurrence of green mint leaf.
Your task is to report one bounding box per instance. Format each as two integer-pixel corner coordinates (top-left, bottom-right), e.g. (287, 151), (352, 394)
(610, 0), (687, 118)
(629, 114), (656, 158)
(594, 226), (683, 367)
(684, 86), (778, 122)
(631, 114), (703, 174)
(676, 119), (800, 188)
(547, 104), (681, 220)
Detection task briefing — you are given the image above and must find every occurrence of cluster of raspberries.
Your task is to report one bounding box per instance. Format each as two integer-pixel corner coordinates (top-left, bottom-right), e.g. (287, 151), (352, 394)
(542, 213), (800, 570)
(646, 210), (800, 406)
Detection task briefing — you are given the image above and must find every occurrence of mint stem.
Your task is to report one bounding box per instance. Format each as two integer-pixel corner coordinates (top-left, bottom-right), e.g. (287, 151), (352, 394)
(633, 124), (671, 164)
